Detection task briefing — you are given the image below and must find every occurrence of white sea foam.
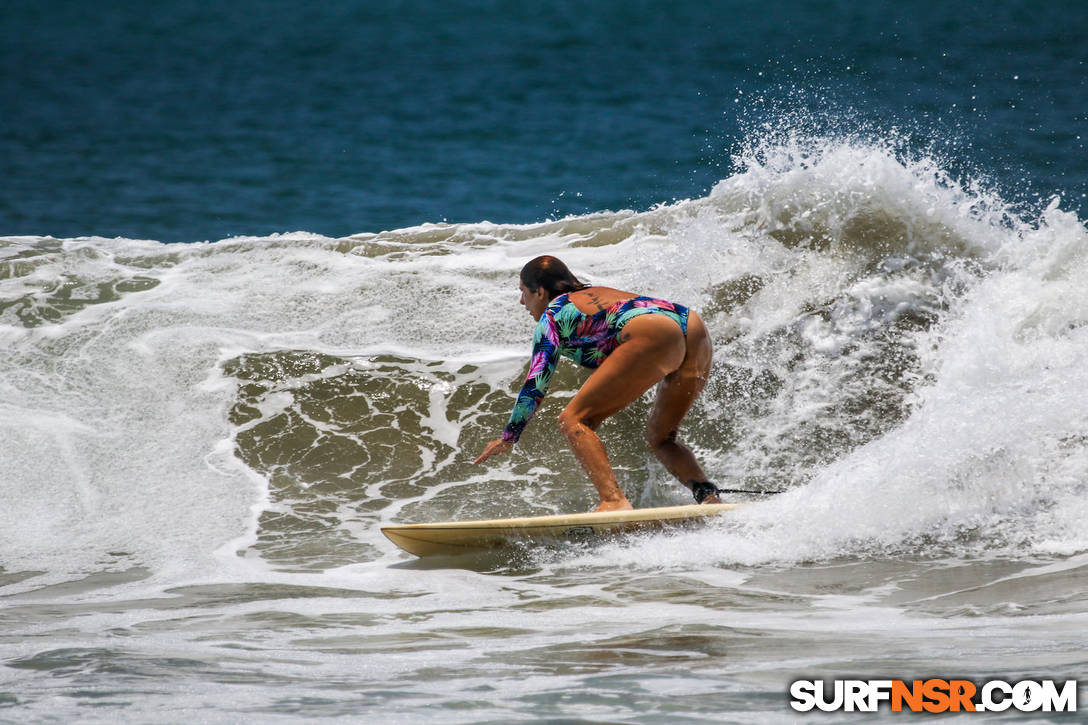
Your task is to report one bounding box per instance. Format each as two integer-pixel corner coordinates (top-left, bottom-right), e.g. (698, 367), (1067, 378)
(1, 136), (1086, 588)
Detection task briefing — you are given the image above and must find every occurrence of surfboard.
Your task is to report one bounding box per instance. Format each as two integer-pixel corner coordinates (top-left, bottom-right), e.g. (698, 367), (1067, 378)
(381, 503), (740, 557)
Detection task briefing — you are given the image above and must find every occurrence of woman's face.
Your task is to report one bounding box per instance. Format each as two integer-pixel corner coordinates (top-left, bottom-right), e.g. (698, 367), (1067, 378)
(519, 282), (549, 320)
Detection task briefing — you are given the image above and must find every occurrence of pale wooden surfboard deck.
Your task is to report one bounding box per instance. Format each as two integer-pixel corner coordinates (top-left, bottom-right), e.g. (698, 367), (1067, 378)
(381, 503), (741, 557)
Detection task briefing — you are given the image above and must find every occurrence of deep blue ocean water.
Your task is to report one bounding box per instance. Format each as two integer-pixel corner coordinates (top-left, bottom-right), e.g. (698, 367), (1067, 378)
(3, 0), (1086, 242)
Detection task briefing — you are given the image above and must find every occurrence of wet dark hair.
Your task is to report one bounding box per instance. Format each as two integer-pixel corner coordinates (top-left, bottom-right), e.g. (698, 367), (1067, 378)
(519, 256), (589, 299)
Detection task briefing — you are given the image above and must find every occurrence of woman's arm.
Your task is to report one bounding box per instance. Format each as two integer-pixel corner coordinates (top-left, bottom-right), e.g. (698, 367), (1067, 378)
(474, 311), (561, 463)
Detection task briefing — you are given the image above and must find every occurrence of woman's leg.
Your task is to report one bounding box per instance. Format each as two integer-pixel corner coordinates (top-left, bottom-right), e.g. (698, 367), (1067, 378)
(644, 311), (718, 502)
(557, 314), (687, 511)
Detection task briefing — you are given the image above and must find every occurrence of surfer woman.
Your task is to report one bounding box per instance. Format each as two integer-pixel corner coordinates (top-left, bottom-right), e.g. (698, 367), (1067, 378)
(474, 255), (720, 511)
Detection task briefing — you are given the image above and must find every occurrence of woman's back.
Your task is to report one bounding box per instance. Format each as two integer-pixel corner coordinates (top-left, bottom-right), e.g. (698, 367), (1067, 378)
(564, 286), (639, 315)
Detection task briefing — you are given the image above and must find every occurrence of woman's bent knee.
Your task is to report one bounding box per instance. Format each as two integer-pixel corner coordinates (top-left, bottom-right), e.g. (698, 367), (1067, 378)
(558, 407), (597, 437)
(644, 426), (678, 450)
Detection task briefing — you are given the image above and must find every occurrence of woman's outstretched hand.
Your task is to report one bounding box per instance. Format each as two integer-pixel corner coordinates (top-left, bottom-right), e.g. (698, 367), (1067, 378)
(474, 439), (512, 464)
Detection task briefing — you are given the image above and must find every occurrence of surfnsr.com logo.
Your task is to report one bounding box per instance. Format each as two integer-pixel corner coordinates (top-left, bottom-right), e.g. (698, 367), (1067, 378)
(789, 679), (1078, 713)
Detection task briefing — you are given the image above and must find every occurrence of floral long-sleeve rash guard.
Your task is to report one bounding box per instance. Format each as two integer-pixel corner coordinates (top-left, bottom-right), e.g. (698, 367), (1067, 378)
(500, 293), (689, 443)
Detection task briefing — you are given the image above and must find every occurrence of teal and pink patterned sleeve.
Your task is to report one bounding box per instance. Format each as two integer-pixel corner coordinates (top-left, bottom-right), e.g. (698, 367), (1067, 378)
(501, 310), (562, 443)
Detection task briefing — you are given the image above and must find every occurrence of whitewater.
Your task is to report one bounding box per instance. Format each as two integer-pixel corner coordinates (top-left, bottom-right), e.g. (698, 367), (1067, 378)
(2, 136), (1086, 722)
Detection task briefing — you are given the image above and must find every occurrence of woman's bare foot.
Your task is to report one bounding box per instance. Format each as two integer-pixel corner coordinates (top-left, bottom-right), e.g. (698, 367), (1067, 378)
(689, 481), (722, 504)
(594, 498), (634, 512)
